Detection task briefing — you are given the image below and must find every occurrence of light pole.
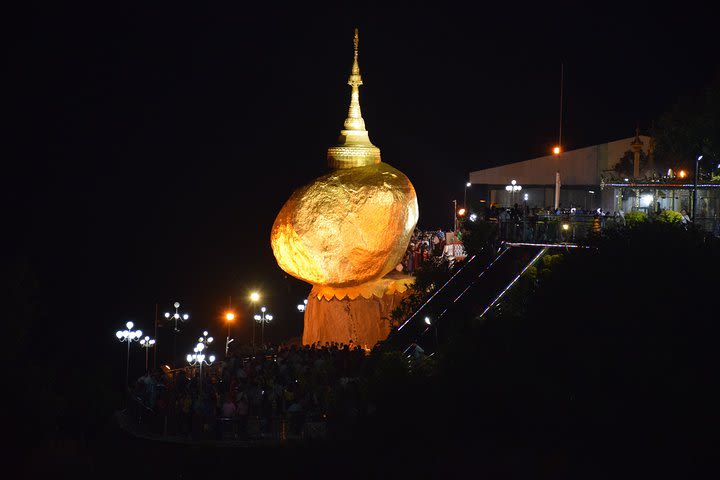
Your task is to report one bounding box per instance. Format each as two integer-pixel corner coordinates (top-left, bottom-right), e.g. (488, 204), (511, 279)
(139, 336), (156, 372)
(693, 155), (703, 223)
(505, 179), (522, 207)
(249, 291), (260, 352)
(224, 311), (235, 357)
(116, 321), (143, 389)
(456, 207), (466, 240)
(253, 306), (273, 349)
(453, 199), (458, 232)
(187, 331), (215, 385)
(297, 299), (308, 313)
(163, 301), (189, 366)
(425, 316), (438, 348)
(464, 182), (471, 210)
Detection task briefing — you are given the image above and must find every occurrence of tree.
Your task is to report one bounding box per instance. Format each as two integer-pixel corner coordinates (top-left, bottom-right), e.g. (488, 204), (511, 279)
(613, 149), (648, 177)
(651, 70), (720, 177)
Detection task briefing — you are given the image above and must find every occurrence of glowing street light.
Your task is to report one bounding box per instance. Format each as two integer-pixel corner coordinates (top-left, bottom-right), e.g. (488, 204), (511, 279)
(424, 316), (438, 346)
(253, 306), (273, 348)
(224, 311), (235, 356)
(116, 321), (143, 389)
(553, 146), (561, 155)
(164, 301), (190, 332)
(186, 331), (215, 384)
(249, 292), (260, 351)
(505, 179), (522, 206)
(464, 181), (472, 209)
(163, 301), (189, 365)
(297, 299), (308, 312)
(139, 336), (156, 372)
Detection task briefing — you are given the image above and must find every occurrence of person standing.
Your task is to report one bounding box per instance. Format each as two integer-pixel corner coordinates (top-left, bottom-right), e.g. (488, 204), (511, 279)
(680, 209), (691, 227)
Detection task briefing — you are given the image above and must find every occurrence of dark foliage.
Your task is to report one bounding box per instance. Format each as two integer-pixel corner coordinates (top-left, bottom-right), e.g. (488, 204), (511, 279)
(371, 221), (720, 470)
(652, 71), (720, 174)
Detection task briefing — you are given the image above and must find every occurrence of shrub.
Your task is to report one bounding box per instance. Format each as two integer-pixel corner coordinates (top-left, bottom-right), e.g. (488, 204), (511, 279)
(625, 211), (647, 226)
(657, 209), (683, 224)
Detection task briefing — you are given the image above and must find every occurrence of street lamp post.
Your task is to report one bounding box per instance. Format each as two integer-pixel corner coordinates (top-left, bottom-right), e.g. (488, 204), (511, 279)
(464, 182), (471, 210)
(453, 199), (458, 232)
(163, 301), (189, 366)
(249, 292), (260, 352)
(505, 179), (522, 207)
(253, 306), (273, 349)
(424, 316), (438, 348)
(139, 336), (156, 372)
(224, 311), (235, 357)
(297, 299), (308, 313)
(187, 331), (215, 385)
(116, 321), (143, 389)
(693, 155), (703, 223)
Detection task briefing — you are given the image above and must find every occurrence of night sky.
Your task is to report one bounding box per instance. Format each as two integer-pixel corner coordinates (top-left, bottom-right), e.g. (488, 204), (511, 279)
(7, 3), (718, 369)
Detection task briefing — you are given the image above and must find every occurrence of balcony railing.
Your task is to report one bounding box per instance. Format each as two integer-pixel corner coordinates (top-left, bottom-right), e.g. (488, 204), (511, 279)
(490, 214), (719, 242)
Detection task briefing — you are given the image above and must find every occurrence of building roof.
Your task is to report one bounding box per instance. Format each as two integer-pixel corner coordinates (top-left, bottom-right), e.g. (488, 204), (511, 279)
(469, 135), (652, 186)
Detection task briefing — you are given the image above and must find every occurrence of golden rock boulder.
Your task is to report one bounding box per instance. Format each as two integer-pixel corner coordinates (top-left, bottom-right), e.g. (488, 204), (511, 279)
(271, 162), (418, 287)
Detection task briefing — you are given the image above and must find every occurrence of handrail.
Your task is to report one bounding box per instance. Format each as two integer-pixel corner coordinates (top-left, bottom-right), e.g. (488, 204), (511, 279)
(397, 247), (488, 331)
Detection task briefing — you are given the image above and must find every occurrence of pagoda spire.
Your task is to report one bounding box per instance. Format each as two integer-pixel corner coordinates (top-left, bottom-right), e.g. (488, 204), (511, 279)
(631, 124), (644, 179)
(327, 28), (381, 169)
(344, 28), (366, 131)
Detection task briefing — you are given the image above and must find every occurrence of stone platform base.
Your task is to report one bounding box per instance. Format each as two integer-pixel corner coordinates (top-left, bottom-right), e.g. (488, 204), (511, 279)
(302, 273), (414, 349)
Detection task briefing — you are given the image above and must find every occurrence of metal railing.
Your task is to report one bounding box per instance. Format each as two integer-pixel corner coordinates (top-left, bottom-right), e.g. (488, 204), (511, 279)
(492, 214), (612, 242)
(491, 214), (719, 242)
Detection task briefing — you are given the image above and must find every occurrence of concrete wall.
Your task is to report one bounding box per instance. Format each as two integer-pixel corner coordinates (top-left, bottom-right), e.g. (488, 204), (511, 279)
(469, 136), (651, 187)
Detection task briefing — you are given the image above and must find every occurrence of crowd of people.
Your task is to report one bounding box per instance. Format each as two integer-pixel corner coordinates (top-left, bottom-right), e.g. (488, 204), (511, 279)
(402, 229), (445, 273)
(400, 228), (461, 273)
(396, 207), (623, 270)
(129, 342), (372, 442)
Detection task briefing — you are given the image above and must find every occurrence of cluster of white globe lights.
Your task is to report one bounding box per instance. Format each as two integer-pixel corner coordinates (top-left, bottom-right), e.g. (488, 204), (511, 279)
(114, 298), (298, 385)
(114, 303), (218, 374)
(187, 331), (216, 366)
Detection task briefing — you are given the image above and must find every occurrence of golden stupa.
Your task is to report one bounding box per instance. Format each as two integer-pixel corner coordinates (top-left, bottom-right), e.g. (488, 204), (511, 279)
(270, 30), (418, 347)
(271, 29), (418, 292)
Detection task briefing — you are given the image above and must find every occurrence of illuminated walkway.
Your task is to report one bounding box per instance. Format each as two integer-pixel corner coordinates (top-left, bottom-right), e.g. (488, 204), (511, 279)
(389, 242), (579, 356)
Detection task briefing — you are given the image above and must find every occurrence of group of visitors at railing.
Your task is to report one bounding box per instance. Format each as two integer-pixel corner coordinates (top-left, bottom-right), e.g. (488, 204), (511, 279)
(479, 201), (720, 241)
(128, 342), (370, 442)
(476, 203), (626, 242)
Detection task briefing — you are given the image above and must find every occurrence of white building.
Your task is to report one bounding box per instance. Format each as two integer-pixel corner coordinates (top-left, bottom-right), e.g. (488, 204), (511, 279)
(468, 132), (719, 228)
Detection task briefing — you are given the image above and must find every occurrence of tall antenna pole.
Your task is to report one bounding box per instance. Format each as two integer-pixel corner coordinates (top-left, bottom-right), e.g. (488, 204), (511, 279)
(558, 62), (564, 149)
(153, 303), (158, 369)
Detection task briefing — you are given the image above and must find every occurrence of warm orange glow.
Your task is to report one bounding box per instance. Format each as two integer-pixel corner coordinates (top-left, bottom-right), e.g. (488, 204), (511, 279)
(457, 208), (466, 216)
(225, 311), (235, 322)
(553, 146), (561, 155)
(678, 170), (687, 179)
(250, 292), (260, 302)
(271, 163), (418, 287)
